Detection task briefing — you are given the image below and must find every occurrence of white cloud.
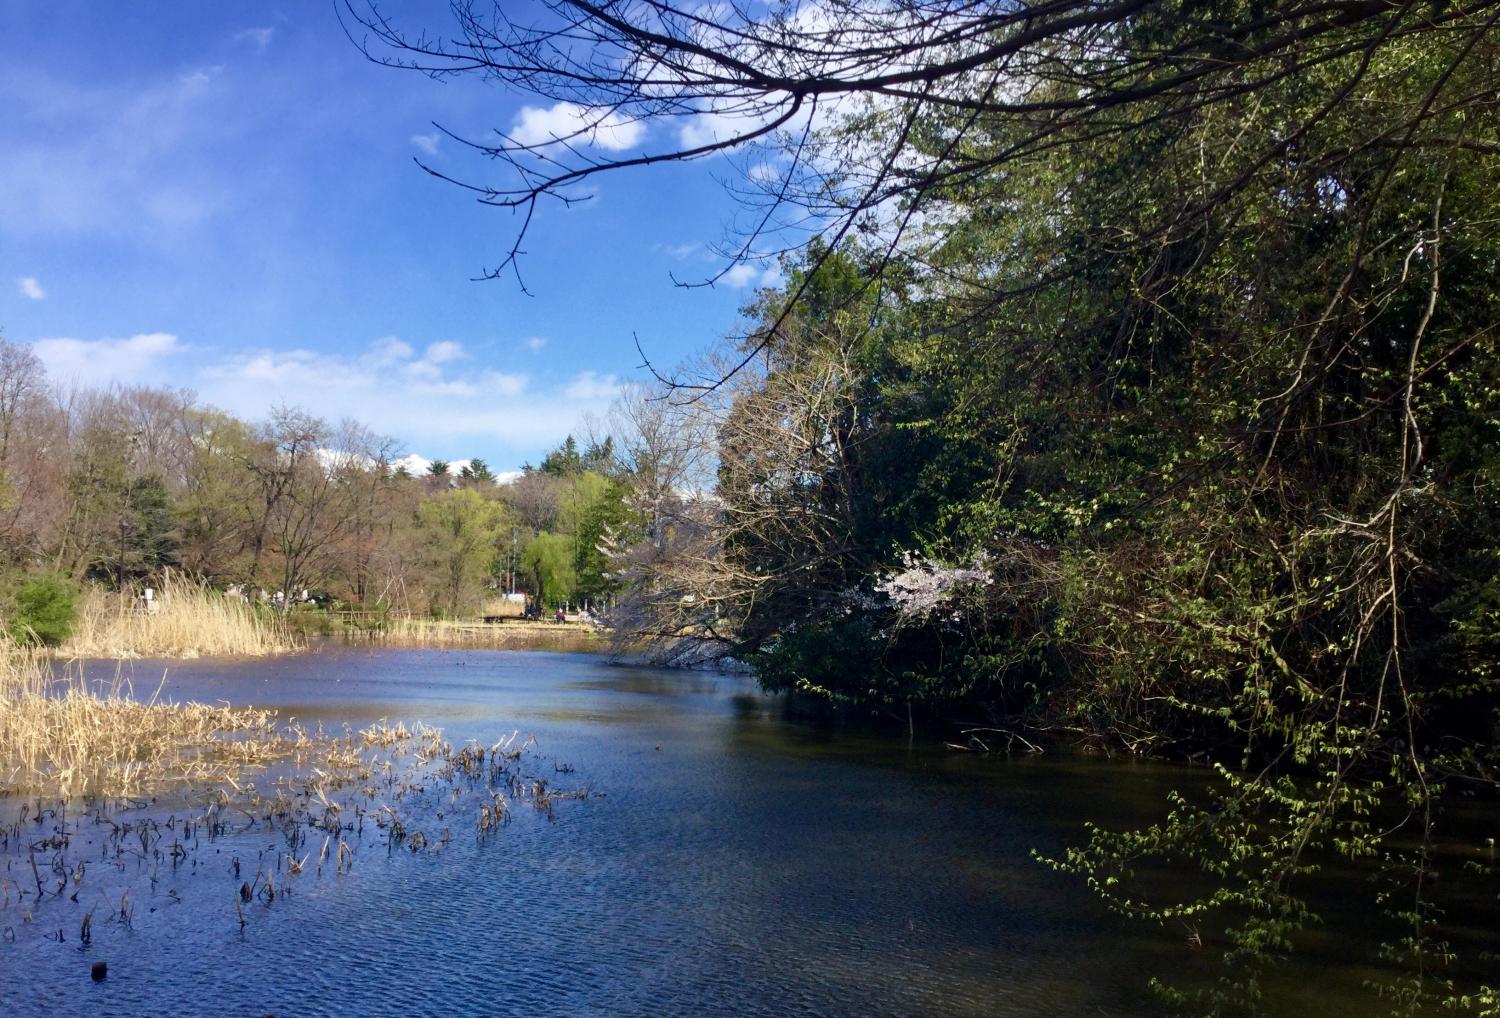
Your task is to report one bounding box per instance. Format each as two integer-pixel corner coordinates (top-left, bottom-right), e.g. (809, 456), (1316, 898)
(678, 109), (749, 151)
(511, 102), (644, 153)
(17, 276), (45, 300)
(526, 337), (548, 352)
(193, 336), (613, 462)
(0, 63), (230, 236)
(229, 348), (362, 387)
(424, 340), (465, 364)
(412, 378), (479, 397)
(234, 27), (274, 51)
(177, 67), (221, 89)
(722, 264), (761, 288)
(369, 336), (414, 364)
(391, 453), (432, 476)
(31, 332), (182, 387)
(403, 340), (468, 380)
(748, 161), (782, 184)
(717, 262), (783, 289)
(564, 370), (622, 400)
(29, 332), (622, 470)
(391, 456), (523, 486)
(411, 131), (441, 156)
(483, 371), (527, 396)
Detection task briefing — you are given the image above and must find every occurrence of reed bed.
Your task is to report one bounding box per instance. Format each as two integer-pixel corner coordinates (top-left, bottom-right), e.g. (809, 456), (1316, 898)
(0, 639), (283, 798)
(1, 701), (590, 955)
(62, 576), (297, 659)
(367, 616), (603, 651)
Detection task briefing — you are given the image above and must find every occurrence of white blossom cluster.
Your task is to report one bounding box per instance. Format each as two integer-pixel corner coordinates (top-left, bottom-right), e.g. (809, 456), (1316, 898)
(874, 551), (992, 626)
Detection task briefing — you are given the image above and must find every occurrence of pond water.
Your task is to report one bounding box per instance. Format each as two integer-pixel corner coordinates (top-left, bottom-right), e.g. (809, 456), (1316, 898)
(1, 648), (1492, 1016)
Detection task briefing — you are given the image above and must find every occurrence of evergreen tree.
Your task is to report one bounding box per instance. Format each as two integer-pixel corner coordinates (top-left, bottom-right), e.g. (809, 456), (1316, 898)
(460, 458), (494, 484)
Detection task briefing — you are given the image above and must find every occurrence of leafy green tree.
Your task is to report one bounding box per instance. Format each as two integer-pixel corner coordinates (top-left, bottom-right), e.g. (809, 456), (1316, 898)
(582, 436), (615, 475)
(415, 488), (506, 617)
(0, 338), (54, 566)
(521, 532), (575, 609)
(57, 411), (180, 587)
(559, 470), (632, 604)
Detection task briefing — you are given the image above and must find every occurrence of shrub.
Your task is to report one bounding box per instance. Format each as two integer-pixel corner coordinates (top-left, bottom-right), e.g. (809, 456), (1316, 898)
(8, 573), (79, 647)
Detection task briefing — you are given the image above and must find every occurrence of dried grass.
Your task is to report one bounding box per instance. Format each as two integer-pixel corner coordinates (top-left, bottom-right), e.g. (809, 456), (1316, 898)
(0, 640), (591, 956)
(372, 616), (602, 651)
(0, 638), (283, 798)
(62, 575), (297, 659)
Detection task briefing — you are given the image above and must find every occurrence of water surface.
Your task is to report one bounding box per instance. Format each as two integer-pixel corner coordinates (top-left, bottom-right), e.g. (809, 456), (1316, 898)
(1, 648), (1484, 1016)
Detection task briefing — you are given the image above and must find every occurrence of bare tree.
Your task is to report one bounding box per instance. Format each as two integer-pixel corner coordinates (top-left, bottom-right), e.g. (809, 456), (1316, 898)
(115, 385), (198, 486)
(0, 339), (63, 561)
(244, 407), (388, 604)
(330, 419), (404, 603)
(0, 339), (45, 468)
(601, 314), (874, 662)
(500, 470), (563, 533)
(610, 381), (717, 545)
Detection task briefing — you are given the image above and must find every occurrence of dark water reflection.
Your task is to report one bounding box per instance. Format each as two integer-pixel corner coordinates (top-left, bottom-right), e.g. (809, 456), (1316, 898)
(0, 648), (1477, 1016)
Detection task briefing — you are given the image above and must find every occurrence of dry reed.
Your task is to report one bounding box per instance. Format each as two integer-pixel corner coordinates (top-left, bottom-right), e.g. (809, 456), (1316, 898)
(372, 616), (602, 651)
(62, 574), (297, 659)
(1, 658), (591, 955)
(0, 638), (283, 798)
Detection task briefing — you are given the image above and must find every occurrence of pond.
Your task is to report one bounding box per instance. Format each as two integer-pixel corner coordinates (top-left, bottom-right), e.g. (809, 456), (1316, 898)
(0, 648), (1489, 1016)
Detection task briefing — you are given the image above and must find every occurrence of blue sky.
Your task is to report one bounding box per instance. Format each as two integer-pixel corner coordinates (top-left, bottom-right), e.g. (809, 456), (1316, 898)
(0, 2), (776, 470)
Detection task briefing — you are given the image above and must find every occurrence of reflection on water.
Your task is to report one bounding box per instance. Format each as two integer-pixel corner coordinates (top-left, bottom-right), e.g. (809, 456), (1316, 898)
(0, 648), (1487, 1016)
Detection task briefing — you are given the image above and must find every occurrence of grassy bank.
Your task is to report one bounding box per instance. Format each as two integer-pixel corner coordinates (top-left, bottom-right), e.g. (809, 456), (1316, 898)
(62, 576), (297, 659)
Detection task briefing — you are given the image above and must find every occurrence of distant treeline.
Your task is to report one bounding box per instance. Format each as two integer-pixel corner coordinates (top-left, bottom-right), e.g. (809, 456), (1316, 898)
(0, 339), (699, 625)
